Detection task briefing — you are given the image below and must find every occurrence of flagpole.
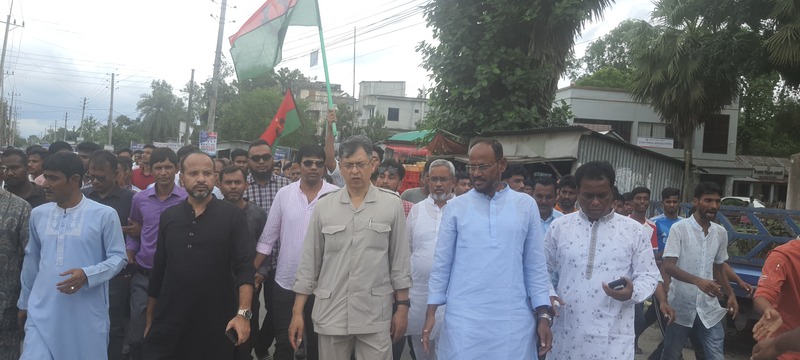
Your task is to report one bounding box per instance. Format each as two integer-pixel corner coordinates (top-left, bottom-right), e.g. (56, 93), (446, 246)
(314, 0), (337, 138)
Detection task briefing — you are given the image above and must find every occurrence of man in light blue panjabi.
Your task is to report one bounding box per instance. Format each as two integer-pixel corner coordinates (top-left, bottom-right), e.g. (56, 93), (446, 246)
(18, 152), (126, 360)
(422, 139), (552, 359)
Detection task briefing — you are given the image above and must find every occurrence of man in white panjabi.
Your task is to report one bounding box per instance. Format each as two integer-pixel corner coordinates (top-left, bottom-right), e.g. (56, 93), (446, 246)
(406, 159), (456, 360)
(545, 161), (659, 359)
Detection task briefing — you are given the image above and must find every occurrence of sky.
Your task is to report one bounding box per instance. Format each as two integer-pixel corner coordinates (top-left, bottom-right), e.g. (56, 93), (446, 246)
(2, 0), (655, 140)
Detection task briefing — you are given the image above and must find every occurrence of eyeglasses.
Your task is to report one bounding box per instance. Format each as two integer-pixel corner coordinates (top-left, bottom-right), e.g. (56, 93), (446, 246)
(250, 154), (272, 163)
(302, 160), (325, 168)
(465, 161), (496, 174)
(85, 174), (108, 183)
(429, 176), (452, 184)
(341, 161), (370, 172)
(377, 166), (400, 176)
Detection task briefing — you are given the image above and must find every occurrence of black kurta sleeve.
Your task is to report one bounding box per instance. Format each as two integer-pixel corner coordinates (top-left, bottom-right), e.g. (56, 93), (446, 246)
(231, 208), (256, 288)
(148, 211), (170, 298)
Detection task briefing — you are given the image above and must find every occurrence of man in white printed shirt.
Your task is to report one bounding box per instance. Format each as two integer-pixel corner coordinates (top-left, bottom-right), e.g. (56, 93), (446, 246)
(254, 144), (339, 360)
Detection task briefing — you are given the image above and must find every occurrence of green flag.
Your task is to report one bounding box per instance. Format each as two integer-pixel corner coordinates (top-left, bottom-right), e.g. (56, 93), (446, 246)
(229, 0), (320, 81)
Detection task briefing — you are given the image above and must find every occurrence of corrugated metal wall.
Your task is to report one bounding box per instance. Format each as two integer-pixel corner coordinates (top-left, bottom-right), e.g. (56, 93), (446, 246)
(577, 135), (684, 194)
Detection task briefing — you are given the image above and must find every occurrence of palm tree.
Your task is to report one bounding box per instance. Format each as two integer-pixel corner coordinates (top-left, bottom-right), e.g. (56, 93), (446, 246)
(629, 0), (742, 200)
(138, 80), (185, 142)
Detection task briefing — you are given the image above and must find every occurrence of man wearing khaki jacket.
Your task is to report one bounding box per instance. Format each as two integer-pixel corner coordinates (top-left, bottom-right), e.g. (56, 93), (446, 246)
(289, 135), (412, 360)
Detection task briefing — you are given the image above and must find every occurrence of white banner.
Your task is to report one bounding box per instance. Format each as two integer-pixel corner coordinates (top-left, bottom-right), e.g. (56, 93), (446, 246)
(636, 137), (674, 149)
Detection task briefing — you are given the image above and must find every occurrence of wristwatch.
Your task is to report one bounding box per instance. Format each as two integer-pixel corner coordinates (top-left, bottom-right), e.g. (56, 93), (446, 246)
(538, 313), (553, 327)
(237, 309), (253, 320)
(395, 300), (411, 308)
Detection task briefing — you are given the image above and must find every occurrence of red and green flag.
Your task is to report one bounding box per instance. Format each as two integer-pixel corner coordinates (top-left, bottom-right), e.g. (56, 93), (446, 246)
(260, 90), (301, 146)
(229, 0), (320, 81)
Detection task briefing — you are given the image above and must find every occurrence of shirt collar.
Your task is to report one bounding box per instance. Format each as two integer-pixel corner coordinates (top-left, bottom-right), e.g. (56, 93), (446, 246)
(339, 184), (379, 204)
(578, 209), (615, 223)
(146, 184), (185, 198)
(58, 194), (88, 213)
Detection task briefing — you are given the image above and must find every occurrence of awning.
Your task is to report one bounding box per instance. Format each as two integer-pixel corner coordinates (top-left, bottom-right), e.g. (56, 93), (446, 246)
(451, 155), (575, 165)
(385, 144), (429, 157)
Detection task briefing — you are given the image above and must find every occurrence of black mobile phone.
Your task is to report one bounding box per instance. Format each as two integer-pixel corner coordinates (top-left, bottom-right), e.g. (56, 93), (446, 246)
(225, 328), (238, 344)
(608, 278), (627, 290)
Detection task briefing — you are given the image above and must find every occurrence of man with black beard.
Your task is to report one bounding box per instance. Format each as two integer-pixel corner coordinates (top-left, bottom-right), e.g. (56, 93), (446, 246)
(219, 165), (268, 359)
(144, 152), (255, 360)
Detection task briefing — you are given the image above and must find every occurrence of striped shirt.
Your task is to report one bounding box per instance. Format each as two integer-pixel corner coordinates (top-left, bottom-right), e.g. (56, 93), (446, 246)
(245, 173), (292, 272)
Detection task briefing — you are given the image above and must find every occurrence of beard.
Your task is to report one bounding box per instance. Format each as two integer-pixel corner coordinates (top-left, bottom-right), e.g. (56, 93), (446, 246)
(431, 192), (454, 202)
(190, 188), (210, 200)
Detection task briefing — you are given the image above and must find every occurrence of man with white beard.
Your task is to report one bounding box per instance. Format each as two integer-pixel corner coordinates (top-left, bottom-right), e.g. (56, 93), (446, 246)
(406, 159), (456, 360)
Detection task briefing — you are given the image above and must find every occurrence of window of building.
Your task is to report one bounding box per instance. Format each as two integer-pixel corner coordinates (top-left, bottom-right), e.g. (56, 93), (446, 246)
(387, 107), (400, 121)
(638, 123), (667, 138)
(414, 109), (420, 114)
(702, 114), (730, 154)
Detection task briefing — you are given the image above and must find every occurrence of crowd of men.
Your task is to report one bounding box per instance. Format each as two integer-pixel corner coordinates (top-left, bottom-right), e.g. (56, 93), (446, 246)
(0, 111), (798, 360)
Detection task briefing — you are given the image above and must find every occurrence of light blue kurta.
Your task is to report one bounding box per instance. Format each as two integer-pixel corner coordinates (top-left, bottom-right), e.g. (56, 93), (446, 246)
(18, 196), (126, 360)
(428, 186), (551, 359)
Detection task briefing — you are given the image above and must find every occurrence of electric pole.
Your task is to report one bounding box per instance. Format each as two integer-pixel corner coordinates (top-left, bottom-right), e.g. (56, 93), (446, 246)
(53, 119), (57, 142)
(108, 73), (116, 145)
(79, 97), (87, 140)
(207, 0), (228, 132)
(63, 112), (68, 141)
(186, 69), (195, 144)
(7, 90), (18, 144)
(0, 0), (23, 145)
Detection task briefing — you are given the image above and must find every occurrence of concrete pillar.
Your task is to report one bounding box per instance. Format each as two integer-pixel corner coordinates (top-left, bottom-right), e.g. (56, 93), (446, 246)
(788, 153), (800, 210)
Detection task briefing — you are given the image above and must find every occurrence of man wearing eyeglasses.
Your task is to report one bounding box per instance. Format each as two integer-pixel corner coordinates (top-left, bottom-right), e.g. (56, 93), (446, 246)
(82, 150), (136, 360)
(422, 138), (552, 359)
(290, 135), (411, 360)
(254, 144), (338, 360)
(374, 159), (414, 217)
(245, 139), (292, 360)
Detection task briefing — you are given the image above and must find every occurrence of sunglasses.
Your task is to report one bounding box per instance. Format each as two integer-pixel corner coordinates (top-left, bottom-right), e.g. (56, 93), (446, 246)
(302, 160), (325, 168)
(250, 154), (273, 163)
(377, 166), (400, 176)
(85, 174), (109, 183)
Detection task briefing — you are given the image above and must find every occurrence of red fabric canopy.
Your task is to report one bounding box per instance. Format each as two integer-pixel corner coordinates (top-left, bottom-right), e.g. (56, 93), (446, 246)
(385, 144), (429, 157)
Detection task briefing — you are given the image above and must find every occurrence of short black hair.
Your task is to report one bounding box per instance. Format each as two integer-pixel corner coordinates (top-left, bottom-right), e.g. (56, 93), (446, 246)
(523, 178), (534, 188)
(693, 182), (722, 199)
(631, 186), (651, 197)
(150, 148), (179, 167)
(273, 162), (282, 169)
(76, 142), (101, 154)
(180, 151), (214, 172)
(219, 165), (246, 182)
(48, 141), (73, 154)
(1, 148), (27, 163)
(295, 144), (326, 163)
(557, 174), (577, 191)
(27, 146), (49, 161)
(43, 152), (84, 184)
(249, 139), (270, 151)
(133, 150), (143, 155)
(283, 162), (293, 171)
(377, 159), (405, 180)
(502, 165), (528, 180)
(614, 189), (624, 202)
(455, 171), (470, 181)
(338, 135), (372, 159)
(468, 137), (503, 160)
(623, 192), (634, 202)
(574, 161), (615, 189)
(116, 148), (133, 156)
(143, 144), (156, 150)
(177, 145), (200, 161)
(533, 176), (557, 188)
(118, 156), (134, 171)
(25, 145), (43, 153)
(661, 187), (680, 200)
(373, 147), (384, 163)
(231, 148), (248, 159)
(88, 150), (118, 171)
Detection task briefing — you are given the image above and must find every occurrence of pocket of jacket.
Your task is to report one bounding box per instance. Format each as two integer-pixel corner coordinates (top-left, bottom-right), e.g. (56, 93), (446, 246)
(321, 225), (347, 252)
(371, 285), (395, 320)
(366, 222), (392, 250)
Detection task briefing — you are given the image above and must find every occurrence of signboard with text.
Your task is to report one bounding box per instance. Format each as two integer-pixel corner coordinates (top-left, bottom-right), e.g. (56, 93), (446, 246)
(636, 137), (674, 149)
(199, 131), (217, 156)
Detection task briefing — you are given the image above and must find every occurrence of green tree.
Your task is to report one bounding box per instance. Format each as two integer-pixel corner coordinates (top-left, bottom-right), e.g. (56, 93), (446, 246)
(334, 103), (360, 140)
(418, 0), (613, 137)
(629, 0), (744, 200)
(138, 80), (186, 142)
(358, 112), (390, 144)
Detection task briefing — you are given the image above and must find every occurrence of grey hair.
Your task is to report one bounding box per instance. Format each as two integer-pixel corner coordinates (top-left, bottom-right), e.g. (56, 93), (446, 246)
(429, 159), (455, 177)
(338, 135), (373, 159)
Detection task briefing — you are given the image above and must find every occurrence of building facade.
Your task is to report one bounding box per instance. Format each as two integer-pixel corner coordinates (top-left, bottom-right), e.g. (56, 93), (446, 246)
(358, 81), (427, 131)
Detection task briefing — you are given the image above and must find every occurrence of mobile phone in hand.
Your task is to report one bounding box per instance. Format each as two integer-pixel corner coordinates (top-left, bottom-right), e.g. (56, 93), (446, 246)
(608, 278), (627, 290)
(225, 328), (238, 344)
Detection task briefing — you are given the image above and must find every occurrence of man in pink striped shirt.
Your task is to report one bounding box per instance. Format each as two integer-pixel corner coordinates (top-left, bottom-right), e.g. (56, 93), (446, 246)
(254, 144), (339, 360)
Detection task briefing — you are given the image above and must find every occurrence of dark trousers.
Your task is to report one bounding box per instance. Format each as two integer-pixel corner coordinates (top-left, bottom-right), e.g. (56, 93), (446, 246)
(255, 270), (277, 358)
(647, 296), (707, 360)
(108, 274), (131, 360)
(273, 282), (318, 360)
